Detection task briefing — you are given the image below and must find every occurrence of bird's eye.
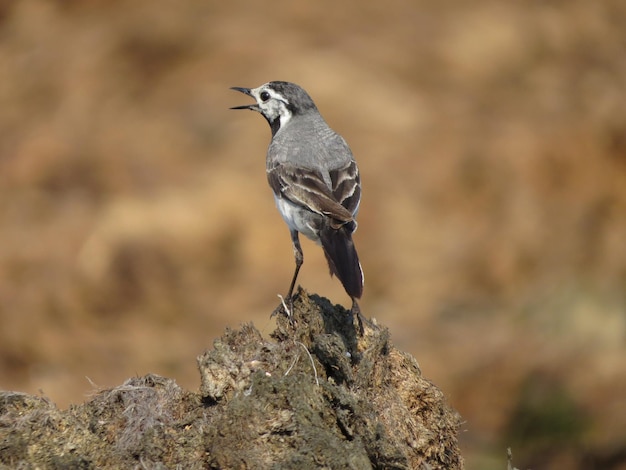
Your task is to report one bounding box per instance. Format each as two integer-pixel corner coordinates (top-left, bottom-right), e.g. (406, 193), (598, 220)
(260, 91), (270, 102)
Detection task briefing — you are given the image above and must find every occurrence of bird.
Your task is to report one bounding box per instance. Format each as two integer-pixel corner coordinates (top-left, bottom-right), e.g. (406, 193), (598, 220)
(231, 81), (364, 325)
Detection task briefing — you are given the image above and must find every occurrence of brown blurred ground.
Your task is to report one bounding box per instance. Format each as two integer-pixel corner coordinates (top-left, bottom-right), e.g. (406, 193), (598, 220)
(0, 0), (625, 468)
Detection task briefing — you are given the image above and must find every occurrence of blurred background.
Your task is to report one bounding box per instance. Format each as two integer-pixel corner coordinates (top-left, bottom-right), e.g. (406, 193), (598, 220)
(1, 0), (625, 468)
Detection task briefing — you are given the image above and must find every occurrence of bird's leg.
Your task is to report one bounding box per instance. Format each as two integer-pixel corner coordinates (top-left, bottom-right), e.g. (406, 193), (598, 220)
(286, 230), (304, 314)
(351, 298), (365, 336)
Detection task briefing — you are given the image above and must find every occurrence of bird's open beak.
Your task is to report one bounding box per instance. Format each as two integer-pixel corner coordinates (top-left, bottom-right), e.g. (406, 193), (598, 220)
(230, 87), (259, 111)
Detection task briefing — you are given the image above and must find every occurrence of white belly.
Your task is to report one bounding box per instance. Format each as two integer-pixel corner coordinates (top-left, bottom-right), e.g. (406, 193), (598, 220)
(274, 196), (321, 244)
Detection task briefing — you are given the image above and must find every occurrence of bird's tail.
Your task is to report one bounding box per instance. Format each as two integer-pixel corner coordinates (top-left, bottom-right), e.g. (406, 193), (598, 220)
(319, 223), (363, 299)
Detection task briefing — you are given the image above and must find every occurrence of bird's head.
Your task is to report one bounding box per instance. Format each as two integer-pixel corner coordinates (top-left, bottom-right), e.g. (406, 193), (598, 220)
(230, 81), (317, 135)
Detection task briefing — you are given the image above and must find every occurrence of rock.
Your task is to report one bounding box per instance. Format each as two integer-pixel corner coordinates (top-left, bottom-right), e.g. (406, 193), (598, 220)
(0, 289), (463, 469)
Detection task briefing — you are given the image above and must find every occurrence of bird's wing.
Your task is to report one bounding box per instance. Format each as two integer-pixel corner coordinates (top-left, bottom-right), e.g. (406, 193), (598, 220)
(329, 160), (360, 216)
(267, 163), (355, 224)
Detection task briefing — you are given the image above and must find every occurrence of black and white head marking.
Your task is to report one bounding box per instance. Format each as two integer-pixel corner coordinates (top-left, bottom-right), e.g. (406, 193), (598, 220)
(231, 81), (318, 136)
(249, 83), (293, 135)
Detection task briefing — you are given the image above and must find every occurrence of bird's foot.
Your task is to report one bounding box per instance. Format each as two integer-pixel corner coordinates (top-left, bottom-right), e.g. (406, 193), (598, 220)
(350, 299), (378, 336)
(271, 293), (298, 328)
(350, 299), (364, 336)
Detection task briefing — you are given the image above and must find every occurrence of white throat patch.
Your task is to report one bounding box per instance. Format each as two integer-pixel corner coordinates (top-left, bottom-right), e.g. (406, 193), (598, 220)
(250, 85), (292, 127)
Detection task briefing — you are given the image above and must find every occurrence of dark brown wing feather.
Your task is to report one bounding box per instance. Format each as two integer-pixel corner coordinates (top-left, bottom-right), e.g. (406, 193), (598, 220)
(329, 160), (360, 217)
(267, 164), (354, 224)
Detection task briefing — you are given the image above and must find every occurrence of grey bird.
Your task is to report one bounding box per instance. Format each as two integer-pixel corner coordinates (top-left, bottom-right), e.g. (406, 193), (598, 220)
(231, 81), (364, 322)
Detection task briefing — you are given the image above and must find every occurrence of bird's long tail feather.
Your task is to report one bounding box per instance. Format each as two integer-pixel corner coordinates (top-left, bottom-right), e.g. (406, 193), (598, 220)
(319, 224), (363, 299)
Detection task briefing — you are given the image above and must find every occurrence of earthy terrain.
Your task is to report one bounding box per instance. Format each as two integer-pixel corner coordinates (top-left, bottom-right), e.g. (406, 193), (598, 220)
(1, 1), (625, 468)
(1, 291), (463, 469)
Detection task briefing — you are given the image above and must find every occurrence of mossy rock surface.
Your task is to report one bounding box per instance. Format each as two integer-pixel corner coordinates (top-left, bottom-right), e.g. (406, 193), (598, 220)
(0, 289), (463, 469)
